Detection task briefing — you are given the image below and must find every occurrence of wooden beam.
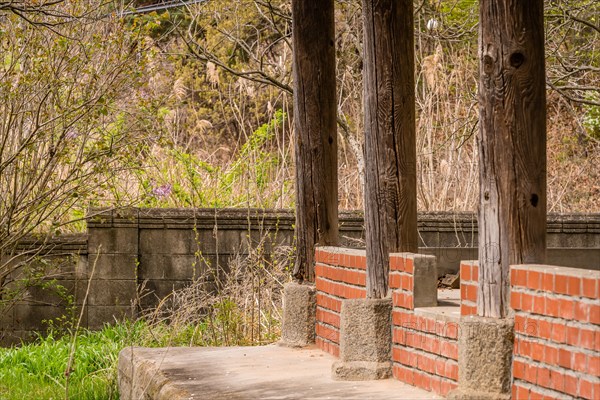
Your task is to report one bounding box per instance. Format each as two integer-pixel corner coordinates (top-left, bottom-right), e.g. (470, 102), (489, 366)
(478, 0), (547, 318)
(291, 0), (338, 283)
(363, 0), (418, 298)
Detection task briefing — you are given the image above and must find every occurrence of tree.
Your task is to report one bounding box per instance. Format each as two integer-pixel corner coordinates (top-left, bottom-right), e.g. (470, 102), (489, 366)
(0, 0), (151, 306)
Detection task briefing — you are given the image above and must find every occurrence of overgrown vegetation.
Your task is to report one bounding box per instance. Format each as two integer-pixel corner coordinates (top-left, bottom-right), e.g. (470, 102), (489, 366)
(0, 0), (598, 397)
(0, 240), (291, 399)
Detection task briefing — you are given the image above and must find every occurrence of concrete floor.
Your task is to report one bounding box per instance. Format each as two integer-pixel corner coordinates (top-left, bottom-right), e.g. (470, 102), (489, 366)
(118, 344), (441, 399)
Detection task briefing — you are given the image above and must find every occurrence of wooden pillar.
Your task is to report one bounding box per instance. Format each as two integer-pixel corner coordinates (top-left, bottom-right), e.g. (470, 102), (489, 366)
(478, 0), (547, 318)
(291, 0), (338, 283)
(363, 0), (418, 298)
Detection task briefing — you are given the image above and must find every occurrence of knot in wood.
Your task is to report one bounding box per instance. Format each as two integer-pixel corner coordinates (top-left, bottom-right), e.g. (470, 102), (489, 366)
(509, 52), (525, 69)
(483, 55), (494, 75)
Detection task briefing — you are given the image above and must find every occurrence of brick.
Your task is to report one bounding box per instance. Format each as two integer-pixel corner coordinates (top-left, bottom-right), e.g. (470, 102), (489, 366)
(414, 371), (432, 391)
(513, 358), (527, 379)
(545, 297), (560, 318)
(463, 264), (472, 281)
(567, 276), (581, 297)
(445, 360), (458, 381)
(441, 341), (458, 360)
(550, 368), (564, 392)
(538, 318), (552, 340)
(525, 363), (537, 384)
(580, 378), (594, 400)
(405, 259), (414, 274)
(529, 389), (543, 400)
(551, 321), (567, 343)
(316, 307), (340, 328)
(555, 276), (568, 295)
(559, 298), (575, 319)
(390, 255), (403, 272)
(316, 323), (339, 344)
(536, 365), (552, 389)
(461, 303), (477, 316)
(573, 351), (587, 373)
(590, 304), (600, 325)
(511, 291), (522, 310)
(514, 313), (527, 333)
(514, 382), (531, 400)
(574, 301), (590, 323)
(533, 294), (545, 315)
(465, 283), (477, 302)
(521, 292), (534, 313)
(530, 341), (544, 362)
(563, 373), (578, 397)
(393, 364), (414, 385)
(579, 328), (595, 350)
(418, 353), (435, 374)
(542, 272), (554, 292)
(472, 265), (479, 280)
(389, 273), (401, 289)
(514, 269), (528, 287)
(582, 277), (597, 299)
(589, 354), (600, 376)
(401, 274), (413, 291)
(558, 348), (572, 369)
(430, 375), (442, 396)
(542, 344), (558, 365)
(528, 270), (542, 290)
(566, 324), (580, 346)
(441, 380), (458, 396)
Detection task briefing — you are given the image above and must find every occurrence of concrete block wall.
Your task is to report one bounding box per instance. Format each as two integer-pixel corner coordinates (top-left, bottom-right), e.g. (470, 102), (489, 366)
(511, 265), (600, 400)
(314, 247), (367, 357)
(0, 235), (87, 346)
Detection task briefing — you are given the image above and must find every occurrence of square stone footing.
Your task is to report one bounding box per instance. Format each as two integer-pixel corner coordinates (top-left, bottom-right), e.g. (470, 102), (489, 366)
(279, 282), (316, 347)
(448, 315), (514, 400)
(331, 298), (392, 381)
(332, 361), (392, 381)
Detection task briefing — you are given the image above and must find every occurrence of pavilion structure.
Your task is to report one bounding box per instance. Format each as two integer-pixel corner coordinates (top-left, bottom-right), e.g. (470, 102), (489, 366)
(281, 1), (550, 398)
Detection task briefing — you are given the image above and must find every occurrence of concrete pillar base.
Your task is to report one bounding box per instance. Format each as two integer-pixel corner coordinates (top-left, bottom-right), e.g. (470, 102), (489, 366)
(279, 282), (316, 347)
(331, 361), (392, 381)
(331, 298), (392, 381)
(448, 315), (514, 399)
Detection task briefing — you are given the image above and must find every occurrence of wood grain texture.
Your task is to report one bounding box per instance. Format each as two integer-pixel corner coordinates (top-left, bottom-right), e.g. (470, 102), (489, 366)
(362, 0), (418, 298)
(478, 0), (547, 318)
(291, 0), (339, 282)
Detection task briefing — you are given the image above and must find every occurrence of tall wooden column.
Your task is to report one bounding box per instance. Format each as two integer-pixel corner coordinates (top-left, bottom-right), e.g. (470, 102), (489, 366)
(478, 0), (547, 318)
(363, 0), (418, 298)
(291, 0), (338, 283)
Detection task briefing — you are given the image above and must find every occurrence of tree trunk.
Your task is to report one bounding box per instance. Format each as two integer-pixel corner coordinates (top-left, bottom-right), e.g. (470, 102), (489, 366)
(362, 0), (418, 298)
(478, 0), (547, 318)
(291, 0), (338, 283)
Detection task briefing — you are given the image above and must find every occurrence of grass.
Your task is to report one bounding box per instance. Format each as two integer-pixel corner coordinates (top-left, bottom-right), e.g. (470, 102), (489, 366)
(0, 323), (147, 400)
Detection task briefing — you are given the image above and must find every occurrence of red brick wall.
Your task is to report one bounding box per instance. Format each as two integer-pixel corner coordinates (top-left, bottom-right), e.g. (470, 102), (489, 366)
(314, 248), (367, 357)
(391, 308), (459, 396)
(390, 254), (459, 397)
(460, 261), (478, 316)
(511, 265), (600, 400)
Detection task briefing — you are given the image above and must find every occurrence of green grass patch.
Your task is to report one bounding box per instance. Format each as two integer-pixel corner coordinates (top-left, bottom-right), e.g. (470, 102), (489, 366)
(0, 322), (148, 400)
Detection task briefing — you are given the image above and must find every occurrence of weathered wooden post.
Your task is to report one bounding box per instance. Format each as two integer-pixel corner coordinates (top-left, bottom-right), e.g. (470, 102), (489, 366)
(477, 0), (547, 319)
(291, 0), (339, 284)
(363, 0), (418, 299)
(281, 0), (338, 347)
(452, 1), (547, 398)
(333, 0), (421, 381)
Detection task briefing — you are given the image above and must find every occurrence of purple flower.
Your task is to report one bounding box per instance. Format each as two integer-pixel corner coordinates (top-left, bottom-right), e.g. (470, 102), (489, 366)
(152, 184), (172, 198)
